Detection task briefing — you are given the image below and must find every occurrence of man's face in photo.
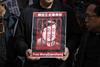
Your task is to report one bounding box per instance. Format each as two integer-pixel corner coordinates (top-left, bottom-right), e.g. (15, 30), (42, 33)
(42, 22), (56, 42)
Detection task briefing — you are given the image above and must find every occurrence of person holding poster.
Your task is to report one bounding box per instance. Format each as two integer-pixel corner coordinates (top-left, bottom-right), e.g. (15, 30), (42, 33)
(14, 0), (81, 67)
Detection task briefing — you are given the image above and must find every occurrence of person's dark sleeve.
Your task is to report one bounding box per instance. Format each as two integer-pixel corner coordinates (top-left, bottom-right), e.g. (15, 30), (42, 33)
(14, 13), (28, 56)
(66, 7), (82, 53)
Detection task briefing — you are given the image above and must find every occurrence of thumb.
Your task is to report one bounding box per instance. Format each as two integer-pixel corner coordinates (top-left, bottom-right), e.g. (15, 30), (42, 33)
(26, 49), (32, 56)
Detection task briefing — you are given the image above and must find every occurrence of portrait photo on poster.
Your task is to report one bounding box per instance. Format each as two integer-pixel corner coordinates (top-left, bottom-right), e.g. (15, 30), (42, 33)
(31, 12), (67, 58)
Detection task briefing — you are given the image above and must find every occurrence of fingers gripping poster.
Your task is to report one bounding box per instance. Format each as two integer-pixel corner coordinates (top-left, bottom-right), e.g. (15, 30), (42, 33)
(31, 12), (67, 58)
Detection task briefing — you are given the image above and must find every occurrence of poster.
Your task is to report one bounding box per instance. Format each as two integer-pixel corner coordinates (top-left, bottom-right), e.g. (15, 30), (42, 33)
(31, 12), (67, 58)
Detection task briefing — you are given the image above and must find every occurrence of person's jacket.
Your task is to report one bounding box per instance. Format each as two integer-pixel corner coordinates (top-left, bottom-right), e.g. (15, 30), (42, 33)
(75, 30), (100, 67)
(0, 10), (18, 65)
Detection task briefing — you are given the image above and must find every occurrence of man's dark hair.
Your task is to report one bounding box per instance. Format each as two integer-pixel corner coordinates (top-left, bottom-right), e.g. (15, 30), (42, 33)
(95, 5), (100, 16)
(90, 0), (100, 17)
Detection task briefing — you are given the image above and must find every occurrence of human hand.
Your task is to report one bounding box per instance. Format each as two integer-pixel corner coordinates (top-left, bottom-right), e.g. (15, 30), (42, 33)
(56, 47), (69, 61)
(26, 49), (40, 61)
(62, 47), (69, 61)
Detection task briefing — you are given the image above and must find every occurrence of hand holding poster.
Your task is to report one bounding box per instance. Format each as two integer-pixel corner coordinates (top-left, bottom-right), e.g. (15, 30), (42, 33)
(31, 12), (67, 58)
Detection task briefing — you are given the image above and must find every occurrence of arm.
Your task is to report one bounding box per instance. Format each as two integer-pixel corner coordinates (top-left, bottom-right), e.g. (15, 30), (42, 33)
(14, 11), (40, 60)
(14, 14), (28, 56)
(60, 6), (82, 61)
(66, 7), (82, 54)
